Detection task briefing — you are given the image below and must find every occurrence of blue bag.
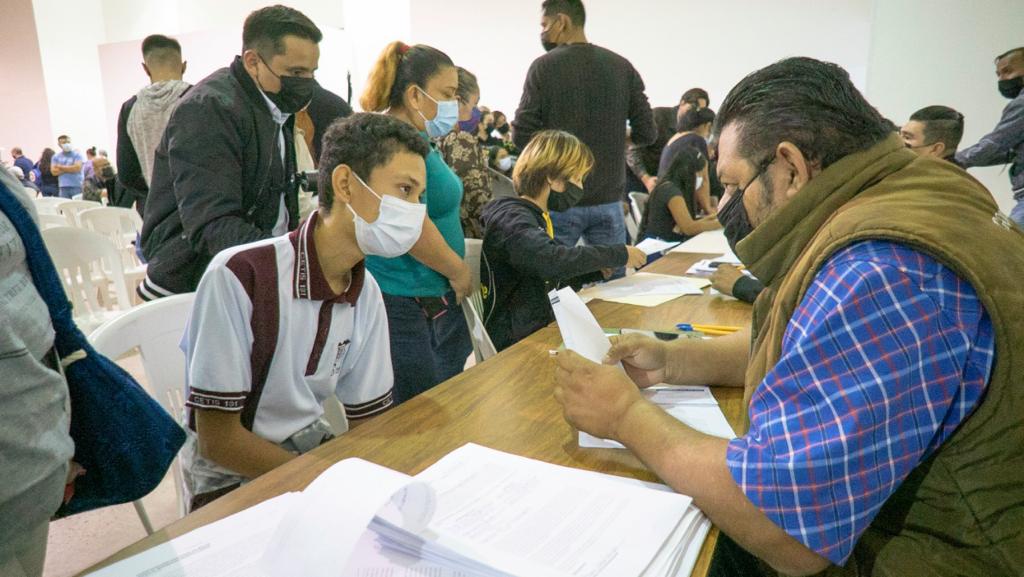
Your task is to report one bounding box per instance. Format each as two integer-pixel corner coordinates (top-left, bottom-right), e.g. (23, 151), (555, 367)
(0, 179), (186, 516)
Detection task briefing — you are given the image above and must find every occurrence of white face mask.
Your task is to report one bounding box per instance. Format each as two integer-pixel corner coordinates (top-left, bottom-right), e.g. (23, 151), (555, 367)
(497, 156), (513, 172)
(694, 175), (704, 191)
(60, 143), (72, 153)
(347, 172), (426, 258)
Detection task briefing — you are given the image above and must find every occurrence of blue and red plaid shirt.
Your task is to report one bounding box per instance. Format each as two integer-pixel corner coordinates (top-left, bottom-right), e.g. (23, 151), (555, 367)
(726, 240), (994, 565)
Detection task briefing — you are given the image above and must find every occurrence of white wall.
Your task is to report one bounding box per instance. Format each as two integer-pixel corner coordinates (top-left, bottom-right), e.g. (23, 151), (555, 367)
(16, 0), (1024, 213)
(31, 0), (352, 154)
(409, 0), (872, 115)
(866, 0), (1024, 214)
(32, 0), (110, 154)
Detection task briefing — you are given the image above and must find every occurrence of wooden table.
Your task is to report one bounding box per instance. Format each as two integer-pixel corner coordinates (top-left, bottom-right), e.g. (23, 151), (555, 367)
(82, 251), (752, 576)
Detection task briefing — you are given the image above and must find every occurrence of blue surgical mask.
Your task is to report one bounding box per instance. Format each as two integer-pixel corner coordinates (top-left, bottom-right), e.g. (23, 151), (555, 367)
(415, 87), (459, 138)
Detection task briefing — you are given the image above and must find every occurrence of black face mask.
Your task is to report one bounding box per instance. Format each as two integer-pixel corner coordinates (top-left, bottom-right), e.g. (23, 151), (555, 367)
(998, 76), (1024, 99)
(540, 23), (559, 52)
(719, 161), (770, 254)
(496, 124), (510, 135)
(258, 54), (316, 113)
(718, 187), (754, 254)
(548, 181), (584, 212)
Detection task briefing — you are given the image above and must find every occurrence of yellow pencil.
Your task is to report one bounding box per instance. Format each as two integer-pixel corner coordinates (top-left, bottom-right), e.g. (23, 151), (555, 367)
(694, 327), (735, 336)
(689, 323), (742, 333)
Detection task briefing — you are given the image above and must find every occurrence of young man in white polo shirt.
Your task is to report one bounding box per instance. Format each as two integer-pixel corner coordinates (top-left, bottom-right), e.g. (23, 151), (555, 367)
(181, 113), (431, 510)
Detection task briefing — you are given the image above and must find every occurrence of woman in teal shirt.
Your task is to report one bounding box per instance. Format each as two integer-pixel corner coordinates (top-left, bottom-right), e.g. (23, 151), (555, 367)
(360, 41), (472, 403)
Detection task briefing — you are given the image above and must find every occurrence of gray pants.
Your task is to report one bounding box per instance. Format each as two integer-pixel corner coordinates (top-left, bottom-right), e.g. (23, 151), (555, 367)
(0, 522), (49, 577)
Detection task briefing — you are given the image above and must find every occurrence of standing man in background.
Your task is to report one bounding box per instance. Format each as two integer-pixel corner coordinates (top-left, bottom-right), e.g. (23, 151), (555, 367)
(50, 135), (84, 199)
(513, 0), (655, 268)
(956, 46), (1024, 225)
(139, 6), (321, 300)
(115, 34), (190, 214)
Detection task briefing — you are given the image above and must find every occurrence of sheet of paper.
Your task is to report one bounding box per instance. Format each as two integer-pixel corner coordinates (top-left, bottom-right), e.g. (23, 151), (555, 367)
(409, 444), (694, 577)
(597, 293), (686, 308)
(635, 237), (681, 255)
(578, 273), (709, 302)
(86, 493), (300, 577)
(664, 405), (736, 439)
(263, 458), (432, 577)
(549, 286), (612, 363)
(669, 230), (730, 255)
(644, 385), (718, 406)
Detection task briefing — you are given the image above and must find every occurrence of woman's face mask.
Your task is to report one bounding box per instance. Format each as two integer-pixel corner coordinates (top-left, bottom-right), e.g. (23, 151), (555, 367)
(415, 87), (459, 138)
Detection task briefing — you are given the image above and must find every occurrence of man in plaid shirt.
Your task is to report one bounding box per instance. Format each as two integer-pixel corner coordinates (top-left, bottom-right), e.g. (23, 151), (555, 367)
(553, 57), (1021, 577)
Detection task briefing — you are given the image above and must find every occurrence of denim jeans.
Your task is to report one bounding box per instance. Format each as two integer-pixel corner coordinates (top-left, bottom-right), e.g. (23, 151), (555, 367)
(381, 290), (472, 405)
(58, 185), (82, 199)
(1010, 198), (1024, 227)
(549, 201), (628, 278)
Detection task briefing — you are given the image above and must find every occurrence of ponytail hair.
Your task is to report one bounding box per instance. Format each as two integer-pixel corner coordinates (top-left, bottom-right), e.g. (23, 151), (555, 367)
(360, 41), (454, 112)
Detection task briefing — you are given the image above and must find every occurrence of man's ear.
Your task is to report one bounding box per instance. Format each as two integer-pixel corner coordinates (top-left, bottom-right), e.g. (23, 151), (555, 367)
(931, 141), (947, 158)
(775, 141), (814, 200)
(332, 164), (353, 205)
(241, 49), (260, 74)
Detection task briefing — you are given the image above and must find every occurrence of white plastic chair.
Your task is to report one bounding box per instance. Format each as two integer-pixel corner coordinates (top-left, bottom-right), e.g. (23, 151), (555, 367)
(488, 168), (516, 198)
(628, 191), (649, 227)
(463, 239), (483, 295)
(89, 293), (195, 533)
(37, 213), (68, 230)
(461, 239), (497, 362)
(42, 226), (133, 334)
(78, 206), (146, 293)
(33, 196), (67, 215)
(58, 199), (102, 227)
(462, 297), (497, 363)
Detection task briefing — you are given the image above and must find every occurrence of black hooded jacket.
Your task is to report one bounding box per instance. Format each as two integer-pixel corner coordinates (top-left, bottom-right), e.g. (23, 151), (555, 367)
(480, 196), (627, 351)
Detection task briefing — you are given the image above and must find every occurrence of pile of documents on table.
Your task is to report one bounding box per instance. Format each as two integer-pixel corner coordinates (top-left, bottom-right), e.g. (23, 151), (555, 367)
(90, 443), (712, 577)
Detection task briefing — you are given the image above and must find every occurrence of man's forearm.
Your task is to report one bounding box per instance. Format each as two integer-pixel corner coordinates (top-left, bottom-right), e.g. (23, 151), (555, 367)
(617, 402), (831, 576)
(665, 327), (750, 387)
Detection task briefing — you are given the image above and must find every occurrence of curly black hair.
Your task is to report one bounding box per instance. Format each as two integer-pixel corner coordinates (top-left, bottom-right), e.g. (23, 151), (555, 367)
(317, 113), (430, 213)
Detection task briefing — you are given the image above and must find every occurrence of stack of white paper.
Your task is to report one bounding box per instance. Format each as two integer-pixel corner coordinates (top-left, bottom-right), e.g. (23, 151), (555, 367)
(89, 445), (714, 577)
(574, 273), (711, 308)
(635, 237), (682, 255)
(685, 253), (745, 278)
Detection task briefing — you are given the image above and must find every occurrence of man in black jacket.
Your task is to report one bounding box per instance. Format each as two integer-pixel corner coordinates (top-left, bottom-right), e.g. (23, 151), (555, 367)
(512, 0), (655, 272)
(138, 5), (321, 300)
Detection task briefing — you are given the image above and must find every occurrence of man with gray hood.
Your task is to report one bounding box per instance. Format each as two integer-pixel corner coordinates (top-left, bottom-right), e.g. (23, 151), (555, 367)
(114, 34), (190, 214)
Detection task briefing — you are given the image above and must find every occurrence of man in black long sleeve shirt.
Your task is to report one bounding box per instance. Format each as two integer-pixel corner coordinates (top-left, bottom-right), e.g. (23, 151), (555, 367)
(512, 0), (655, 263)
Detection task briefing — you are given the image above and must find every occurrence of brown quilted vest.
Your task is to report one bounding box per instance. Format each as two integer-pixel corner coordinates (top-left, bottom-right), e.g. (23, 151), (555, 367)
(736, 135), (1024, 576)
